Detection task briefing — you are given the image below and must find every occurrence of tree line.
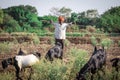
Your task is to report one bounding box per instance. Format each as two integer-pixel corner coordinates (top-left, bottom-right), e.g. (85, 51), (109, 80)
(0, 5), (120, 33)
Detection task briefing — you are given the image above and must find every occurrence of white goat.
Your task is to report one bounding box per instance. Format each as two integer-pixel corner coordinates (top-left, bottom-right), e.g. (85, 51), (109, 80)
(2, 52), (41, 80)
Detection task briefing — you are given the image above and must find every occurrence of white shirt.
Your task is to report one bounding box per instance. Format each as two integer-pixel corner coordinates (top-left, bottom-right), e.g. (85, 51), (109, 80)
(53, 22), (70, 39)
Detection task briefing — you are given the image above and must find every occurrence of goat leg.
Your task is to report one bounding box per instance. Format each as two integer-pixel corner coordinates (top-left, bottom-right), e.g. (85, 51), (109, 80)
(90, 74), (94, 80)
(28, 67), (33, 80)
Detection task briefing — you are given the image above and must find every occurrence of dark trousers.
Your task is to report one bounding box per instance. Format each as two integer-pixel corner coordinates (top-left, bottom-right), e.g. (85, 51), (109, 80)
(55, 39), (64, 49)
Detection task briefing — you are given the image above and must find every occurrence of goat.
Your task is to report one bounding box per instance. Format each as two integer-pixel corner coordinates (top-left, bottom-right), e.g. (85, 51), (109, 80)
(45, 42), (63, 61)
(76, 46), (106, 80)
(110, 58), (120, 80)
(1, 52), (41, 80)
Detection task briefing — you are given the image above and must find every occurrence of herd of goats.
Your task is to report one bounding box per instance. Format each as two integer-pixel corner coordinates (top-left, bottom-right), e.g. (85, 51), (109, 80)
(1, 42), (120, 80)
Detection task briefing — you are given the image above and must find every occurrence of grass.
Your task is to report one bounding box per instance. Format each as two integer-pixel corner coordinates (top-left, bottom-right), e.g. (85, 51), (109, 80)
(0, 72), (14, 80)
(0, 32), (120, 80)
(32, 47), (88, 80)
(0, 47), (88, 80)
(101, 38), (113, 48)
(0, 42), (12, 54)
(0, 45), (120, 80)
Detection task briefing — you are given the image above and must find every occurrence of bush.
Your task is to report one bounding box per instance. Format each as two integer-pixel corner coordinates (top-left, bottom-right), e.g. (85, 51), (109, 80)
(90, 36), (97, 46)
(64, 39), (70, 47)
(86, 25), (96, 33)
(3, 14), (22, 33)
(0, 72), (14, 80)
(32, 48), (88, 80)
(0, 42), (11, 54)
(101, 38), (113, 48)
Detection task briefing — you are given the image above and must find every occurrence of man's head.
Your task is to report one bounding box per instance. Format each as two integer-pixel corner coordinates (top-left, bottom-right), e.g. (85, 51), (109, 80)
(58, 16), (65, 24)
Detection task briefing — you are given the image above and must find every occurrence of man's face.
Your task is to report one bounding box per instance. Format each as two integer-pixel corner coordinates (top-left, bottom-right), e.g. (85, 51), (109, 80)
(59, 19), (64, 24)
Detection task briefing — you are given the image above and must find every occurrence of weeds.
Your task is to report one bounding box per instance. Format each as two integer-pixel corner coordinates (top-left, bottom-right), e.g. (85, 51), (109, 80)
(0, 42), (11, 54)
(90, 36), (97, 46)
(31, 48), (88, 80)
(101, 38), (113, 48)
(0, 72), (14, 80)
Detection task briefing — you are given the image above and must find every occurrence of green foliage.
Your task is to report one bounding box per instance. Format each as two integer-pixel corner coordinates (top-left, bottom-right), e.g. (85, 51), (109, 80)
(3, 14), (22, 33)
(70, 10), (99, 26)
(0, 8), (4, 24)
(0, 42), (11, 54)
(32, 34), (40, 45)
(101, 38), (113, 48)
(64, 39), (70, 47)
(38, 15), (57, 28)
(32, 48), (88, 80)
(68, 48), (88, 79)
(70, 12), (78, 24)
(98, 6), (120, 32)
(0, 73), (14, 80)
(0, 5), (120, 33)
(118, 40), (120, 47)
(2, 5), (42, 32)
(90, 36), (97, 46)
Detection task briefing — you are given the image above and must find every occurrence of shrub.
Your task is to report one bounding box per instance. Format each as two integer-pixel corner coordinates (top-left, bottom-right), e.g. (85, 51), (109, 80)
(0, 72), (14, 80)
(32, 34), (40, 45)
(3, 14), (22, 33)
(48, 37), (55, 45)
(32, 48), (88, 80)
(90, 36), (97, 46)
(64, 39), (70, 47)
(0, 42), (11, 54)
(118, 40), (120, 47)
(101, 38), (113, 48)
(86, 25), (96, 33)
(68, 48), (88, 79)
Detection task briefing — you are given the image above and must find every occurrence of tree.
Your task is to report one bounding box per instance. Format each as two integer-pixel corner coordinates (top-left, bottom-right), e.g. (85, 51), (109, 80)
(50, 7), (72, 17)
(50, 7), (60, 16)
(70, 12), (78, 24)
(0, 8), (3, 24)
(38, 15), (57, 27)
(86, 9), (99, 18)
(3, 14), (21, 33)
(3, 5), (42, 29)
(59, 7), (72, 17)
(98, 6), (120, 32)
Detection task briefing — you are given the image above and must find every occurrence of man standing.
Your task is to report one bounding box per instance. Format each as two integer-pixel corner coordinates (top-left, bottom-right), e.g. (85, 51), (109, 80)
(51, 16), (72, 49)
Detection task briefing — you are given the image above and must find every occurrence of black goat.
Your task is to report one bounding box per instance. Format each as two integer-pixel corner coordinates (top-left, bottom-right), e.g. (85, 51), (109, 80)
(45, 42), (63, 61)
(110, 58), (120, 80)
(18, 48), (25, 55)
(110, 58), (120, 72)
(76, 46), (106, 80)
(1, 52), (41, 80)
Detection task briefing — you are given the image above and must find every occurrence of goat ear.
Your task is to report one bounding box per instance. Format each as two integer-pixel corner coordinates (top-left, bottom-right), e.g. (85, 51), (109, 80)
(19, 48), (21, 52)
(94, 46), (97, 51)
(102, 46), (104, 51)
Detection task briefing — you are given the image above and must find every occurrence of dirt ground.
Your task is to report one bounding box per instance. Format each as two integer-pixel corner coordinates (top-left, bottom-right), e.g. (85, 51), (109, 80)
(0, 37), (120, 73)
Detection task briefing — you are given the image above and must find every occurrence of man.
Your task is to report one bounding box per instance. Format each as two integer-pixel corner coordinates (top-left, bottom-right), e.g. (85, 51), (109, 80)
(50, 16), (72, 49)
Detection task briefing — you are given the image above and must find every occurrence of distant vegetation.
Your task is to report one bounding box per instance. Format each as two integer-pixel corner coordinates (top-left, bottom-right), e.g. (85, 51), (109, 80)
(0, 5), (120, 33)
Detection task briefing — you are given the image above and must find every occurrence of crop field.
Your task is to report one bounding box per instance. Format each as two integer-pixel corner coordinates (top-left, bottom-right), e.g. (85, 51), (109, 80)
(0, 33), (120, 80)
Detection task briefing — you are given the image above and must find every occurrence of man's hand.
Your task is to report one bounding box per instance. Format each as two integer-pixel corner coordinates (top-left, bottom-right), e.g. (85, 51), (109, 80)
(69, 22), (73, 26)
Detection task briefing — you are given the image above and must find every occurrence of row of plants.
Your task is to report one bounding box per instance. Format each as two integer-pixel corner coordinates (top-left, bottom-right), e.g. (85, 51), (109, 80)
(0, 33), (119, 54)
(1, 31), (120, 37)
